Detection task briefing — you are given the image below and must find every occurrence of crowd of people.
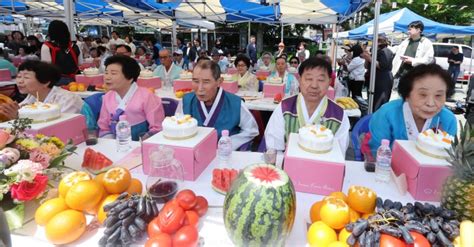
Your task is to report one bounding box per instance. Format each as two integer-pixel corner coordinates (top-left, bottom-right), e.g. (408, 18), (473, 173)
(0, 19), (463, 157)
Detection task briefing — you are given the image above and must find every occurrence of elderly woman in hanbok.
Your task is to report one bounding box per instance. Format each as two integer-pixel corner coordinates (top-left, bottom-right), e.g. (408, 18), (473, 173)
(234, 55), (258, 92)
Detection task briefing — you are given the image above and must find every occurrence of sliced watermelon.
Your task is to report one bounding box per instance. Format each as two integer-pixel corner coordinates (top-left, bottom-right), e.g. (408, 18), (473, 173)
(211, 168), (240, 194)
(81, 148), (113, 174)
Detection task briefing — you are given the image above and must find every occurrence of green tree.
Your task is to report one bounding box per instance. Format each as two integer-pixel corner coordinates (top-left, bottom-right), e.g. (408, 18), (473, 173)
(358, 0), (473, 26)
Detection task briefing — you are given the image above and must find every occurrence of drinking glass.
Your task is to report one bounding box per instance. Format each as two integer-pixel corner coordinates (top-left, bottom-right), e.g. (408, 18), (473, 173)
(145, 145), (184, 204)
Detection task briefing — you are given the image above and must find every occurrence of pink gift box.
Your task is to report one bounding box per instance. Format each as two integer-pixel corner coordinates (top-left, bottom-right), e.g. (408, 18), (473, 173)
(137, 77), (162, 89)
(221, 81), (238, 94)
(0, 114), (87, 145)
(227, 67), (238, 75)
(173, 79), (193, 92)
(392, 140), (452, 202)
(263, 83), (285, 98)
(0, 69), (11, 81)
(283, 133), (345, 195)
(75, 74), (104, 86)
(256, 70), (271, 78)
(142, 127), (217, 181)
(327, 86), (335, 100)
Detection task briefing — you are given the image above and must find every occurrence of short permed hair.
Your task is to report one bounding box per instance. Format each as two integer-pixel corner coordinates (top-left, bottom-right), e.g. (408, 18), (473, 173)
(194, 60), (221, 81)
(104, 55), (140, 82)
(18, 60), (61, 88)
(234, 54), (251, 68)
(398, 63), (454, 100)
(298, 57), (332, 77)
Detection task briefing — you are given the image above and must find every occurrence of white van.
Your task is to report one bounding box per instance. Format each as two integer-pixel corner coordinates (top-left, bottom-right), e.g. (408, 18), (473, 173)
(432, 43), (473, 82)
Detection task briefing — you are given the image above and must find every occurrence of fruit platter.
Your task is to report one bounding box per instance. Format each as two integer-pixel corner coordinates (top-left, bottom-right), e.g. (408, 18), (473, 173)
(6, 121), (473, 246)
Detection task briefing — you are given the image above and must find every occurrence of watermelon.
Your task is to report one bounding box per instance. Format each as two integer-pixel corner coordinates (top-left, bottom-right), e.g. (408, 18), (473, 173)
(223, 164), (296, 247)
(211, 168), (239, 194)
(81, 148), (113, 174)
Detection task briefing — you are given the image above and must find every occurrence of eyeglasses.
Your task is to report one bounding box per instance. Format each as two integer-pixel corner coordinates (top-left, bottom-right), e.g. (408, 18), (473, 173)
(173, 54), (182, 56)
(290, 61), (298, 64)
(278, 45), (284, 48)
(236, 64), (247, 68)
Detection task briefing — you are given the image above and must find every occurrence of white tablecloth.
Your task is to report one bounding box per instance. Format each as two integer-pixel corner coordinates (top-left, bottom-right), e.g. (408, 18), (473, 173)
(11, 139), (418, 246)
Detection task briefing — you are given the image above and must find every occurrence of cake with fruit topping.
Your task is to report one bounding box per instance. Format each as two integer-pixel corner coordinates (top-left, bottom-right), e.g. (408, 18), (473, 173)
(298, 124), (334, 153)
(179, 71), (192, 80)
(18, 102), (61, 122)
(266, 77), (283, 84)
(139, 70), (153, 78)
(416, 129), (454, 159)
(162, 114), (198, 140)
(83, 67), (99, 76)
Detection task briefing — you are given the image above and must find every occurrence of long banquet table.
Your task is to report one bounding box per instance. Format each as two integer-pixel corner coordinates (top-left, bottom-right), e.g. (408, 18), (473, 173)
(11, 138), (421, 246)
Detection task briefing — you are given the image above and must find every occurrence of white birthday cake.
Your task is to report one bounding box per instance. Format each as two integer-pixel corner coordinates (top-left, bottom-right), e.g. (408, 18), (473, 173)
(266, 77), (283, 84)
(162, 114), (198, 140)
(83, 67), (99, 76)
(416, 129), (454, 159)
(221, 74), (234, 81)
(18, 102), (61, 122)
(298, 125), (334, 153)
(259, 66), (269, 71)
(139, 70), (153, 78)
(179, 71), (192, 80)
(288, 67), (298, 73)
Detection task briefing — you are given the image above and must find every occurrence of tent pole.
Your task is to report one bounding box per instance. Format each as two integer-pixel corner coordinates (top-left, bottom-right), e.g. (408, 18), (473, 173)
(64, 0), (76, 41)
(248, 22), (251, 42)
(172, 19), (177, 51)
(281, 22), (284, 43)
(368, 0), (381, 114)
(330, 24), (337, 69)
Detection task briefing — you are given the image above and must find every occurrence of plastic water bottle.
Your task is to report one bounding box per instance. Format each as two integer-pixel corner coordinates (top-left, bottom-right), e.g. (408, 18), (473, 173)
(217, 130), (232, 166)
(375, 139), (392, 183)
(116, 115), (132, 152)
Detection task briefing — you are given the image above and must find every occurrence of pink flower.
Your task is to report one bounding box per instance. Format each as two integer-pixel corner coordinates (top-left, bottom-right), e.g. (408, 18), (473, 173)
(29, 149), (51, 169)
(10, 174), (48, 201)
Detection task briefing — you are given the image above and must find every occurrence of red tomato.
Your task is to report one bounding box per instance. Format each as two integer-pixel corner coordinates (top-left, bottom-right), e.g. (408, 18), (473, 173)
(380, 234), (406, 247)
(183, 210), (200, 227)
(157, 201), (185, 234)
(145, 233), (172, 247)
(176, 189), (197, 210)
(411, 232), (430, 247)
(191, 196), (208, 217)
(172, 225), (199, 247)
(148, 217), (163, 238)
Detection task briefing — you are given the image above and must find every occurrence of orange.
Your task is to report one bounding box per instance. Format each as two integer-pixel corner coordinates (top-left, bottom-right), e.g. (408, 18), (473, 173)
(97, 194), (120, 224)
(35, 197), (69, 226)
(45, 209), (86, 245)
(347, 186), (377, 214)
(320, 196), (350, 230)
(126, 178), (143, 195)
(338, 228), (351, 244)
(65, 180), (104, 212)
(77, 83), (86, 92)
(94, 172), (106, 185)
(328, 241), (348, 247)
(58, 171), (91, 198)
(310, 201), (324, 223)
(103, 167), (131, 194)
(307, 221), (337, 246)
(349, 208), (361, 223)
(361, 212), (373, 219)
(329, 192), (348, 203)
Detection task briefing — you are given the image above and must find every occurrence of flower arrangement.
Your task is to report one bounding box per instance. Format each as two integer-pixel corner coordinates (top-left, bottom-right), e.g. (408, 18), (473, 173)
(0, 118), (76, 229)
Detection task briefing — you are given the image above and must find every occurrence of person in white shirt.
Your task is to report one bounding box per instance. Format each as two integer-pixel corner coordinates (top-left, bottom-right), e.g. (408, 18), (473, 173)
(256, 52), (275, 72)
(176, 60), (259, 150)
(391, 21), (434, 89)
(0, 60), (86, 121)
(296, 42), (310, 61)
(152, 49), (183, 85)
(265, 57), (350, 153)
(124, 35), (136, 55)
(109, 31), (125, 46)
(347, 44), (366, 97)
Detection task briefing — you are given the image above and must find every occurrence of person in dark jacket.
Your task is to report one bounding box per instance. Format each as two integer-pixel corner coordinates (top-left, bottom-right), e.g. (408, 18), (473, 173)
(246, 35), (257, 66)
(363, 35), (394, 112)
